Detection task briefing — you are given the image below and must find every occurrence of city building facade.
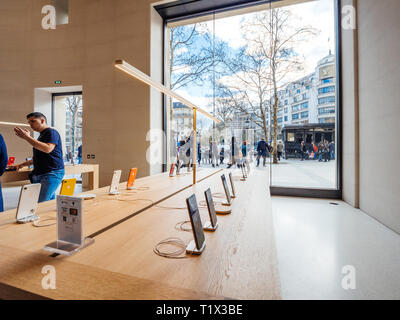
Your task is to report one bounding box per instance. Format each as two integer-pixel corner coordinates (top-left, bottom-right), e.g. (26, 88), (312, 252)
(267, 52), (336, 140)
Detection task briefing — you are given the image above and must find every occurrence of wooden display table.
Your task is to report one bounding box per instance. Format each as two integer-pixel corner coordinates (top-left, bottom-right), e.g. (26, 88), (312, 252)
(1, 164), (99, 190)
(0, 168), (280, 300)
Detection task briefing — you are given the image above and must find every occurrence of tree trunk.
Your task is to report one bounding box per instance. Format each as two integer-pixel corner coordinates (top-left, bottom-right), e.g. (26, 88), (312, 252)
(272, 71), (278, 164)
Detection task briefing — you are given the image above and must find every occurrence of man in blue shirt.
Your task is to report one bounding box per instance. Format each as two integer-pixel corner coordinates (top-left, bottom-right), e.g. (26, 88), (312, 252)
(12, 112), (65, 202)
(0, 133), (8, 212)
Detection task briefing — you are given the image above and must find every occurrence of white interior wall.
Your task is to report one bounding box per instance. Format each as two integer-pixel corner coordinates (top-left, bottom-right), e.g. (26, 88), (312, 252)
(357, 0), (400, 234)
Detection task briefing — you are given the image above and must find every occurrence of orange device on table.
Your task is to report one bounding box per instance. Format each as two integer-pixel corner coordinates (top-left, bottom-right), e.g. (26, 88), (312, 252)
(60, 178), (77, 196)
(169, 163), (176, 177)
(127, 168), (138, 190)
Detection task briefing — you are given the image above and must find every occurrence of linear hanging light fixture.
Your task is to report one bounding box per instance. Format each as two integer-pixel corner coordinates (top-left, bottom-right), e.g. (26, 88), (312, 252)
(114, 59), (220, 124)
(115, 59), (221, 185)
(0, 121), (31, 128)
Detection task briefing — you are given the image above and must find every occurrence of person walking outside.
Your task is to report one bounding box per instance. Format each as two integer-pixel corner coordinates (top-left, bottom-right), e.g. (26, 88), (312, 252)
(211, 141), (219, 167)
(277, 140), (284, 161)
(318, 141), (324, 162)
(300, 141), (306, 161)
(329, 141), (335, 160)
(11, 112), (65, 203)
(241, 141), (247, 159)
(312, 142), (318, 160)
(0, 133), (8, 212)
(197, 142), (201, 165)
(323, 140), (330, 162)
(77, 144), (82, 164)
(256, 137), (269, 167)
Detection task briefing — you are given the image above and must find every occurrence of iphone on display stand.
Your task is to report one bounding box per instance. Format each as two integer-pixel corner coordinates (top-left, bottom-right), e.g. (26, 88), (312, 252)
(221, 174), (232, 206)
(228, 172), (236, 198)
(127, 168), (138, 190)
(185, 194), (206, 255)
(169, 163), (176, 177)
(203, 188), (218, 231)
(109, 170), (122, 195)
(15, 184), (41, 224)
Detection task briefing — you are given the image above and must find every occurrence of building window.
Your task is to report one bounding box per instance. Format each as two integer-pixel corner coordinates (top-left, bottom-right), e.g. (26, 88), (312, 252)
(292, 102), (308, 112)
(284, 116), (288, 122)
(318, 96), (335, 105)
(292, 113), (299, 120)
(319, 117), (335, 124)
(301, 102), (308, 109)
(318, 86), (335, 94)
(284, 107), (288, 113)
(322, 77), (334, 84)
(318, 106), (335, 115)
(301, 111), (308, 118)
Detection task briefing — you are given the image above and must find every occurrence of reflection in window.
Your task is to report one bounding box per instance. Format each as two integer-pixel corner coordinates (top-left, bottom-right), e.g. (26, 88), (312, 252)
(51, 0), (69, 25)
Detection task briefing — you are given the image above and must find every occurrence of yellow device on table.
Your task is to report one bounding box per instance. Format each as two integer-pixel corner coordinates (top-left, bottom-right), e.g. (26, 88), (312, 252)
(60, 178), (77, 196)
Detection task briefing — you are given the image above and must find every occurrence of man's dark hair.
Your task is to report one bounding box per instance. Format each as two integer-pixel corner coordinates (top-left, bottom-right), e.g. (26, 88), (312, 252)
(26, 112), (47, 123)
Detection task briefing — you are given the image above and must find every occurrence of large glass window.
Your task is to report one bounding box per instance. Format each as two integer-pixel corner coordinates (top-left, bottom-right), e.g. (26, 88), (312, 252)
(164, 0), (339, 192)
(52, 93), (83, 164)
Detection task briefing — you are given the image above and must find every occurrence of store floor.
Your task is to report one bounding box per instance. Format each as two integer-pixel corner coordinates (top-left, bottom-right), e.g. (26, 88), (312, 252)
(272, 196), (400, 300)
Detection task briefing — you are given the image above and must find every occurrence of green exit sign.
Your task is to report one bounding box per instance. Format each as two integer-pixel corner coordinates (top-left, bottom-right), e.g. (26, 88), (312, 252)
(55, 80), (62, 84)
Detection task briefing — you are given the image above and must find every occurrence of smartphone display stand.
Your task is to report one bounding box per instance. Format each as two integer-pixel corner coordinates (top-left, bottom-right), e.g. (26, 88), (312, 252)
(229, 173), (236, 199)
(44, 196), (94, 256)
(44, 238), (95, 256)
(217, 175), (233, 213)
(186, 240), (206, 255)
(215, 206), (232, 215)
(203, 188), (219, 231)
(16, 184), (41, 224)
(185, 194), (206, 255)
(17, 214), (40, 224)
(203, 220), (218, 231)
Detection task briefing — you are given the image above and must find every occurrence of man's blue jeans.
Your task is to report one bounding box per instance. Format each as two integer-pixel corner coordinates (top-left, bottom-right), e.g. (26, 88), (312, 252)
(31, 169), (65, 203)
